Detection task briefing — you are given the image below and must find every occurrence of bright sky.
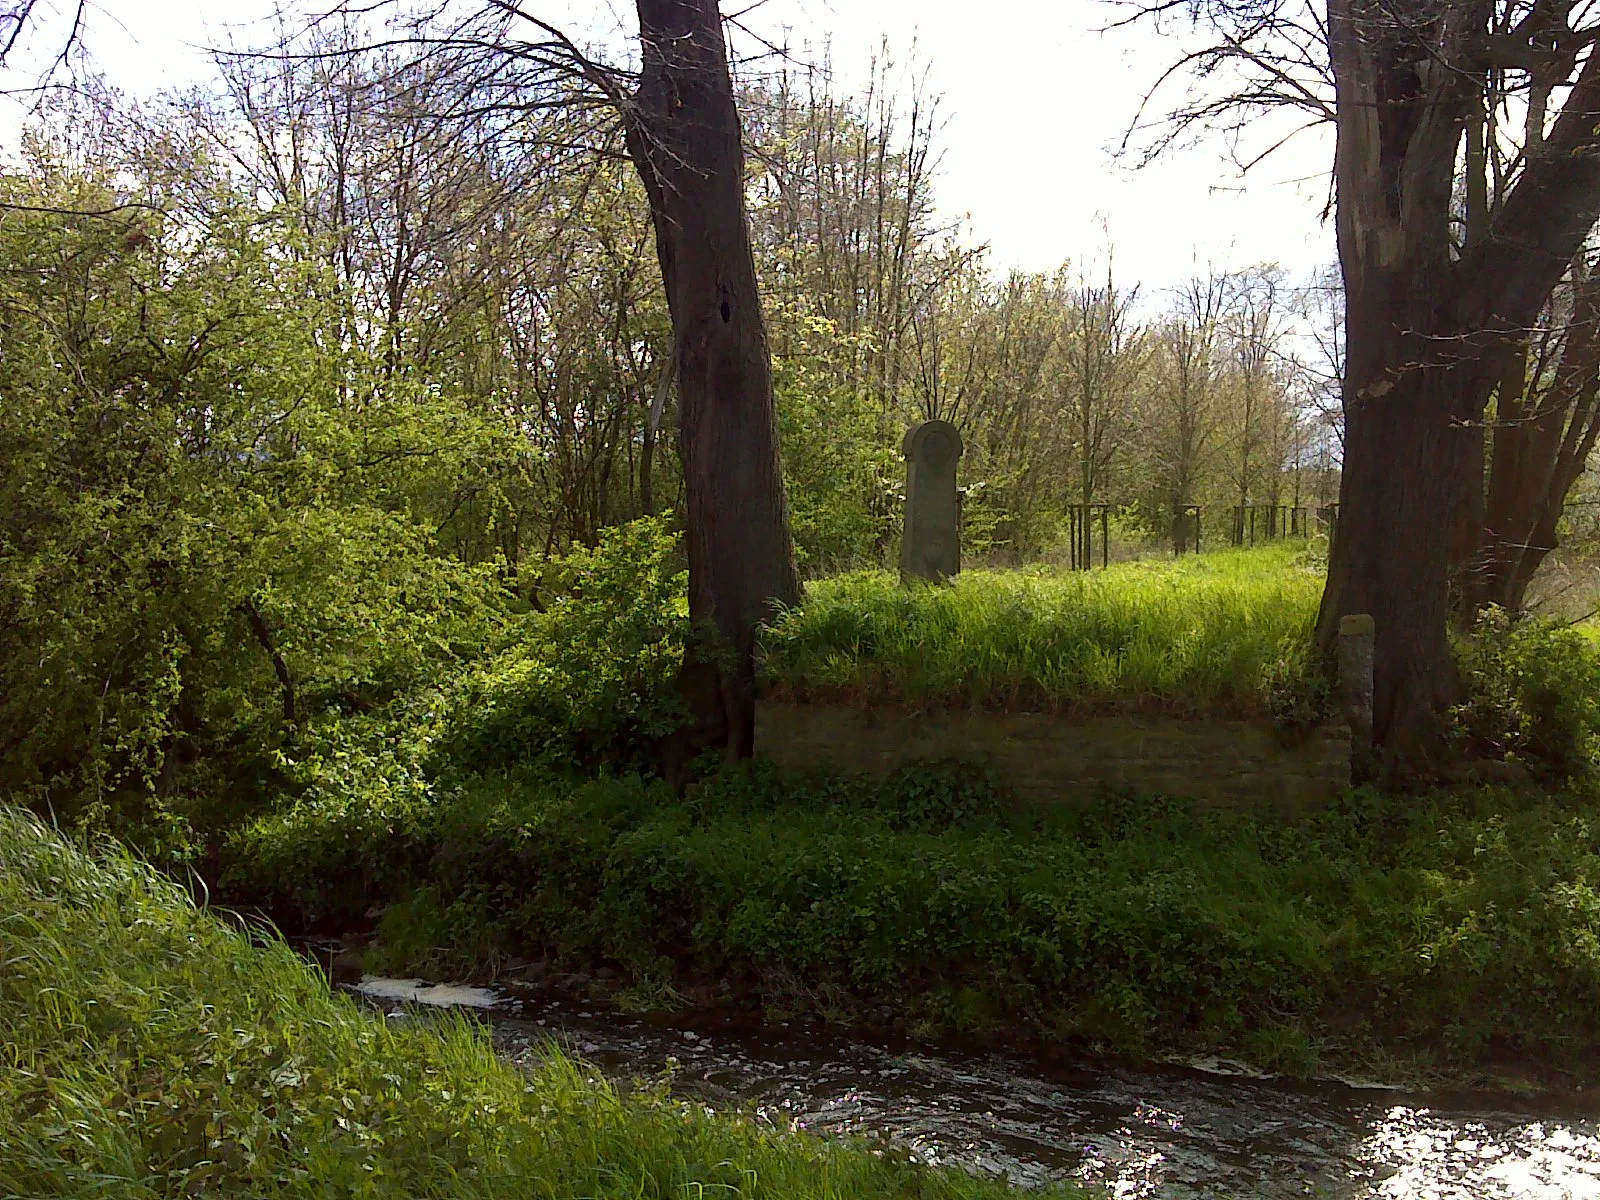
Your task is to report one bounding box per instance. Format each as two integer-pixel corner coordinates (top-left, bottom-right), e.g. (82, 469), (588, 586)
(1, 0), (1338, 295)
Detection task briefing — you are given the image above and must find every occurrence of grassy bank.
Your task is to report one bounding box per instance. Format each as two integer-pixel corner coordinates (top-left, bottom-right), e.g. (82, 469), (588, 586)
(0, 805), (1077, 1199)
(25, 525), (1600, 1107)
(760, 543), (1325, 717)
(225, 762), (1600, 1087)
(205, 536), (1600, 1086)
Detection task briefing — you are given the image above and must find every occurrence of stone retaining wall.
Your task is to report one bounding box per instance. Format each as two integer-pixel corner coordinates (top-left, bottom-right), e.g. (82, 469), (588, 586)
(754, 702), (1352, 812)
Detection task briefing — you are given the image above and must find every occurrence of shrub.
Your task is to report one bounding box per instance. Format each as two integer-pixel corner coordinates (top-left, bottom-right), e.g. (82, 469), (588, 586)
(443, 517), (688, 773)
(222, 518), (690, 925)
(1454, 610), (1600, 782)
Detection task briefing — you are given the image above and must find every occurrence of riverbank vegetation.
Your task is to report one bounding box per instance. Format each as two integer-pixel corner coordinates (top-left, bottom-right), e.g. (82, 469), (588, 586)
(12, 14), (1600, 1194)
(0, 805), (1083, 1199)
(9, 500), (1600, 1086)
(224, 753), (1600, 1087)
(186, 526), (1600, 1085)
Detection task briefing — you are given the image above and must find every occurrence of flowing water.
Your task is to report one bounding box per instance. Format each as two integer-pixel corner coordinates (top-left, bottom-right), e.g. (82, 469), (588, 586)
(353, 976), (1600, 1198)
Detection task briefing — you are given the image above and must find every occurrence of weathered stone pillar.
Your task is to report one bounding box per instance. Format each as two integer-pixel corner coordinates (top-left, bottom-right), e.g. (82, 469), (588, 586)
(1337, 613), (1376, 782)
(901, 420), (964, 582)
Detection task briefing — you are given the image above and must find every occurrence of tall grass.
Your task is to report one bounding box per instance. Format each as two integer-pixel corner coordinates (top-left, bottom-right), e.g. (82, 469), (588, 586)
(0, 805), (1077, 1199)
(760, 543), (1324, 715)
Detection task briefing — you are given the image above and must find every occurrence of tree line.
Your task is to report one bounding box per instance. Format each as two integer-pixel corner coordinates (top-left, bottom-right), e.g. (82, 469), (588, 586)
(17, 25), (1339, 552)
(11, 0), (1600, 783)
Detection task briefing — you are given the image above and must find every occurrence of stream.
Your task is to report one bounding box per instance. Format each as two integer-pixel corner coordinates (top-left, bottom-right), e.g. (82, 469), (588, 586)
(352, 976), (1600, 1198)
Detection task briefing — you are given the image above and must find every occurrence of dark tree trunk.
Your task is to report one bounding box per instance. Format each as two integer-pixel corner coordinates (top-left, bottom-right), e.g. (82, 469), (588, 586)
(1316, 0), (1486, 780)
(240, 599), (297, 727)
(1318, 0), (1600, 782)
(1315, 278), (1491, 779)
(1463, 269), (1600, 616)
(638, 414), (657, 518)
(626, 0), (801, 762)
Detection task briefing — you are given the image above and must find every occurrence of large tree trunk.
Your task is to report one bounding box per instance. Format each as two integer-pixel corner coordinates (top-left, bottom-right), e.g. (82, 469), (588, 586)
(626, 0), (801, 762)
(1316, 272), (1490, 779)
(1316, 0), (1487, 781)
(1317, 0), (1600, 782)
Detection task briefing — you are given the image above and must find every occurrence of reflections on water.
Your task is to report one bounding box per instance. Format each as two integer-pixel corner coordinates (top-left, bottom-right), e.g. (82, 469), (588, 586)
(1364, 1115), (1600, 1200)
(356, 977), (1600, 1198)
(353, 977), (501, 1008)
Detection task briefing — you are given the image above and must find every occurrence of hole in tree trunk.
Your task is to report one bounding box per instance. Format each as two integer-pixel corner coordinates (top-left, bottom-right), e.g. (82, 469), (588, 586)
(720, 299), (731, 323)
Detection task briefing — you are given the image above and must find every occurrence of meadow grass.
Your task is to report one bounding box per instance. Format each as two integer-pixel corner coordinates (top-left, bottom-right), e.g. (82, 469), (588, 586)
(0, 804), (1079, 1200)
(759, 542), (1325, 716)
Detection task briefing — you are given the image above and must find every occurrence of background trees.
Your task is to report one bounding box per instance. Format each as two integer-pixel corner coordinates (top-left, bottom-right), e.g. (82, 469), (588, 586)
(7, 32), (1337, 570)
(0, 14), (1340, 809)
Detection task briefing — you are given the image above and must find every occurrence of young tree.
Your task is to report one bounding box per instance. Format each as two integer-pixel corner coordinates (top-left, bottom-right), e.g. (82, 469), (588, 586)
(1059, 265), (1145, 508)
(1146, 271), (1228, 552)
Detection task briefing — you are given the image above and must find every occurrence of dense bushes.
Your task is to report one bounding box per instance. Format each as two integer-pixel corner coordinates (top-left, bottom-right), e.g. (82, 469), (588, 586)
(1454, 610), (1600, 782)
(0, 187), (520, 847)
(223, 518), (688, 921)
(0, 805), (1072, 1199)
(443, 517), (690, 774)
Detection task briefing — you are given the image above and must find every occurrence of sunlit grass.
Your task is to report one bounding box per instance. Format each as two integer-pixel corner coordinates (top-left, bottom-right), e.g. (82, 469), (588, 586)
(760, 542), (1324, 715)
(0, 805), (1079, 1199)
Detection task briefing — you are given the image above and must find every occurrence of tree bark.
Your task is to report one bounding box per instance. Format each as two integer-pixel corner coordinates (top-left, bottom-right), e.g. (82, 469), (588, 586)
(1316, 0), (1492, 781)
(1464, 267), (1600, 615)
(1318, 0), (1600, 781)
(626, 0), (801, 761)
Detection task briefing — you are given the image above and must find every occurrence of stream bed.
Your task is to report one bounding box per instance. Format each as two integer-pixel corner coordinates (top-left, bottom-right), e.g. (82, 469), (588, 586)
(353, 976), (1600, 1198)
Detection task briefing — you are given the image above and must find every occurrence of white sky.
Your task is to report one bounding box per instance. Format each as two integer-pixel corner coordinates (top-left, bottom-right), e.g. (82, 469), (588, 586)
(1, 0), (1338, 296)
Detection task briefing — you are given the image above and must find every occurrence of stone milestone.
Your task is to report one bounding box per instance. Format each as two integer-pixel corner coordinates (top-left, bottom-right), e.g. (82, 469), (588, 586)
(901, 419), (964, 582)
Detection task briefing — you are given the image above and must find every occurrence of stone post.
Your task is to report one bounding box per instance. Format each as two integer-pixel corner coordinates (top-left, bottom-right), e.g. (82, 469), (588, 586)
(901, 420), (964, 582)
(1337, 613), (1376, 782)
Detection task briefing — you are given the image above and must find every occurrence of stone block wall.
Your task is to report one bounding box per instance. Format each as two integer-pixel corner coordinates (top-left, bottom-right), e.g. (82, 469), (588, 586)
(754, 702), (1352, 812)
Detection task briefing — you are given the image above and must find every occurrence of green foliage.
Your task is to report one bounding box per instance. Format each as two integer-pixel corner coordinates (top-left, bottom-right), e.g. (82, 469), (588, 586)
(0, 164), (690, 858)
(225, 519), (689, 925)
(0, 805), (1076, 1199)
(0, 173), (514, 846)
(770, 308), (899, 572)
(221, 753), (1600, 1077)
(1454, 610), (1600, 782)
(446, 518), (689, 773)
(221, 706), (446, 926)
(760, 543), (1325, 719)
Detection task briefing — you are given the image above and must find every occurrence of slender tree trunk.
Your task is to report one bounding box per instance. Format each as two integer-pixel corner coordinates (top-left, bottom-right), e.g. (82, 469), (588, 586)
(1466, 268), (1600, 616)
(638, 419), (657, 517)
(240, 600), (297, 727)
(626, 0), (801, 761)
